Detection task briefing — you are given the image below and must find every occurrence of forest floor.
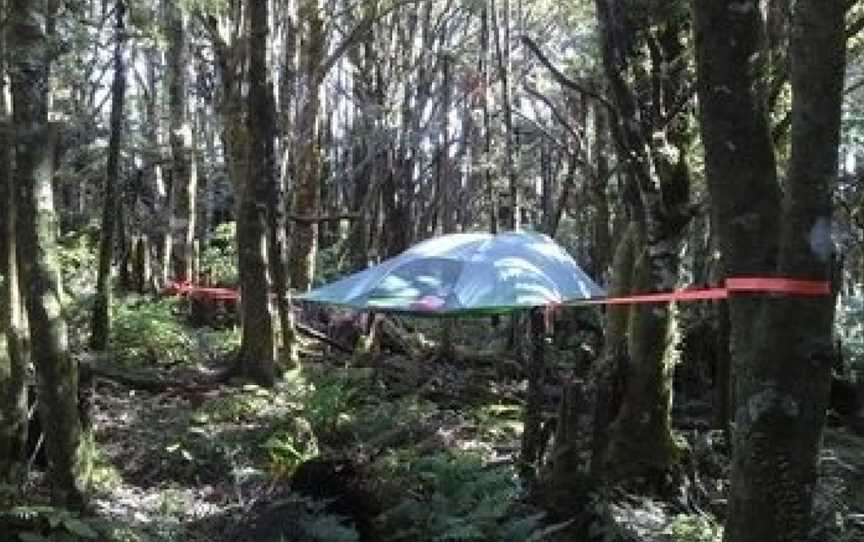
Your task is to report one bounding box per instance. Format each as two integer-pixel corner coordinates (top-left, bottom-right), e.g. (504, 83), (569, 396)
(11, 300), (864, 542)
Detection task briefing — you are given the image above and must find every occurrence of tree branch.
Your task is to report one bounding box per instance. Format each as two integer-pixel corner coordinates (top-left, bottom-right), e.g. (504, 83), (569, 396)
(847, 14), (864, 40)
(520, 35), (616, 114)
(523, 84), (584, 146)
(318, 0), (425, 83)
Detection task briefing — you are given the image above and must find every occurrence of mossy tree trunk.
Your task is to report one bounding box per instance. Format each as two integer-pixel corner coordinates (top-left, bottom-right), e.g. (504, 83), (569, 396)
(693, 1), (845, 540)
(289, 0), (324, 292)
(91, 0), (128, 351)
(266, 1), (299, 371)
(0, 4), (30, 483)
(236, 0), (277, 387)
(10, 0), (90, 507)
(587, 0), (694, 485)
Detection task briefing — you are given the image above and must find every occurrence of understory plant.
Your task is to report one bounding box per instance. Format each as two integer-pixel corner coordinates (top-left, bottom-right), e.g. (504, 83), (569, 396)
(110, 296), (196, 365)
(376, 450), (545, 541)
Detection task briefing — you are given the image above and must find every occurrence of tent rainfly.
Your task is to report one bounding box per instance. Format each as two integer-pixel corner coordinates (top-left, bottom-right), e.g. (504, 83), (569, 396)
(299, 231), (605, 315)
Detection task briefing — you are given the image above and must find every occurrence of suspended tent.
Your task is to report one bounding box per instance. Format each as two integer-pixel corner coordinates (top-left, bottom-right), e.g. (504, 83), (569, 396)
(298, 231), (604, 315)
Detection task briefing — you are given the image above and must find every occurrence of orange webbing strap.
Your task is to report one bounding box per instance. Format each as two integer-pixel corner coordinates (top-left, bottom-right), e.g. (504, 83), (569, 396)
(568, 277), (830, 307)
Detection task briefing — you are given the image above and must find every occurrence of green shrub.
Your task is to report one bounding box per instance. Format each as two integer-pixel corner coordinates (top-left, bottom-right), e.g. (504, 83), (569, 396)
(57, 227), (98, 298)
(377, 451), (544, 541)
(200, 222), (238, 286)
(303, 372), (382, 443)
(110, 297), (195, 365)
(0, 505), (106, 542)
(314, 241), (347, 287)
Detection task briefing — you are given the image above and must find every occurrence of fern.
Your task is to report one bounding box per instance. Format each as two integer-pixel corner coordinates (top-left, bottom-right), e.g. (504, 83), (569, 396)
(377, 451), (547, 542)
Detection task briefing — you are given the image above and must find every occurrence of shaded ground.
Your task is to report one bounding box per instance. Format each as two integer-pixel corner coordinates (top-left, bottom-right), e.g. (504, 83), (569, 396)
(9, 306), (864, 542)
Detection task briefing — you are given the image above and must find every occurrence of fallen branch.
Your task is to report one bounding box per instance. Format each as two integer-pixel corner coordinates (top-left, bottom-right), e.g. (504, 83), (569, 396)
(90, 364), (189, 393)
(297, 322), (354, 353)
(289, 213), (360, 224)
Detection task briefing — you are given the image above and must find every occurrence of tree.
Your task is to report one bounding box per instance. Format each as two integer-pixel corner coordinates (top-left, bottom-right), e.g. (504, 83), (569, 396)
(236, 0), (278, 386)
(692, 1), (846, 540)
(586, 0), (694, 484)
(167, 0), (195, 282)
(0, 0), (29, 484)
(289, 0), (324, 292)
(91, 0), (129, 350)
(9, 0), (91, 506)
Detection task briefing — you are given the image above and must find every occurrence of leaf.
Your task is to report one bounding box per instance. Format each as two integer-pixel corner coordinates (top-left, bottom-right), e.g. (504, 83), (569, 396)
(62, 518), (99, 539)
(18, 533), (53, 542)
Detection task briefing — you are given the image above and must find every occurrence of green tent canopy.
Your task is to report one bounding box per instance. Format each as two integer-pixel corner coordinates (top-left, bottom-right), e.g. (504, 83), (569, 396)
(298, 231), (605, 315)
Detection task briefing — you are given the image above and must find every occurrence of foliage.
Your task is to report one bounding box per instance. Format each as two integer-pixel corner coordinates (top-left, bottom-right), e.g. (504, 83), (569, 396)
(0, 505), (104, 542)
(199, 222), (238, 286)
(314, 241), (348, 287)
(376, 451), (544, 541)
(296, 496), (361, 542)
(197, 385), (277, 423)
(666, 515), (722, 542)
(302, 371), (383, 443)
(836, 295), (864, 380)
(57, 227), (99, 297)
(55, 228), (99, 349)
(471, 403), (523, 441)
(263, 427), (319, 478)
(110, 296), (196, 365)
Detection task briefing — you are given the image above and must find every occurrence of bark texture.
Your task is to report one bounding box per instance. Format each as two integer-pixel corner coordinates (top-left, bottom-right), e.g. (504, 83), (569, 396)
(0, 28), (29, 483)
(289, 0), (324, 292)
(237, 0), (277, 386)
(10, 0), (90, 506)
(167, 1), (194, 281)
(693, 1), (845, 540)
(587, 0), (693, 484)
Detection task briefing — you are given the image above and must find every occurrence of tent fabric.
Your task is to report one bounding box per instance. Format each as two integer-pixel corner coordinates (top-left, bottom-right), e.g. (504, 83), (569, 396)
(298, 231), (605, 315)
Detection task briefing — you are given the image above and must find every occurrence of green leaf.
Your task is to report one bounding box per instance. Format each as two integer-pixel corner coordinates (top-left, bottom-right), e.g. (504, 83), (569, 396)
(18, 533), (53, 542)
(62, 518), (99, 539)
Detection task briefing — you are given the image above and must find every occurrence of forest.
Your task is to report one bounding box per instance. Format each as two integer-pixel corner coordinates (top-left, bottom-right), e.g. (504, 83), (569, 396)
(2, 0), (864, 541)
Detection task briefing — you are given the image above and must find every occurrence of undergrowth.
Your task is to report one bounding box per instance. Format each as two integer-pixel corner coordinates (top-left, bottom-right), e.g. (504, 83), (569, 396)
(375, 450), (543, 541)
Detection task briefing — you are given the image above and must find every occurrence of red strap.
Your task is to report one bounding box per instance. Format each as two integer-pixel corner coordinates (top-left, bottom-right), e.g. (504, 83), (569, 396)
(726, 277), (831, 296)
(574, 277), (830, 306)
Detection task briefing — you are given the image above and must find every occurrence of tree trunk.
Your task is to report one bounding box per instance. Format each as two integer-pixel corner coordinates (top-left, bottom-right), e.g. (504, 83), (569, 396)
(491, 0), (518, 230)
(590, 103), (612, 284)
(0, 12), (29, 482)
(693, 1), (845, 540)
(167, 2), (194, 282)
(588, 0), (693, 484)
(10, 0), (90, 507)
(236, 0), (278, 387)
(142, 44), (170, 288)
(91, 0), (127, 351)
(266, 8), (299, 370)
(132, 235), (151, 294)
(596, 226), (681, 480)
(289, 0), (324, 292)
(481, 4), (497, 235)
(520, 308), (547, 477)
